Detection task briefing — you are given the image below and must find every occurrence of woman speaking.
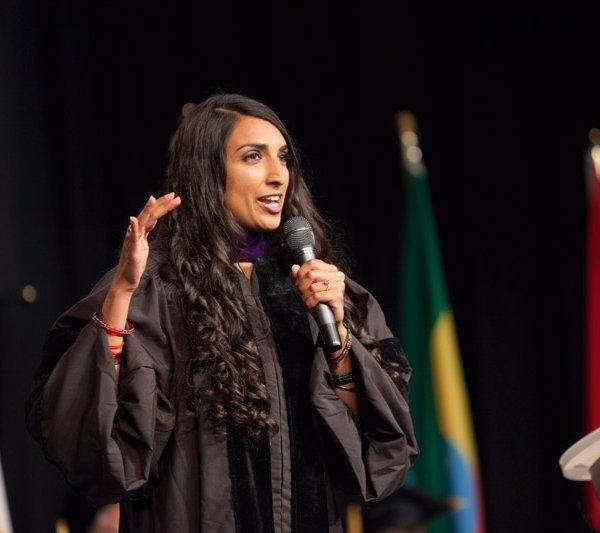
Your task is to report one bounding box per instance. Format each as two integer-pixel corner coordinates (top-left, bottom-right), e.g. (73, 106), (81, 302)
(26, 94), (417, 532)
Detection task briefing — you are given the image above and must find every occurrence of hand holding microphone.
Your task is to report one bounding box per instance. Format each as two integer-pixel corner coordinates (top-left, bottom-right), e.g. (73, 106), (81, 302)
(290, 260), (346, 322)
(283, 217), (345, 352)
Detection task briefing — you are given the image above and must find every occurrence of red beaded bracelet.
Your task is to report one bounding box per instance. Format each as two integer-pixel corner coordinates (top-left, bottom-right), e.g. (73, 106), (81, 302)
(92, 312), (134, 336)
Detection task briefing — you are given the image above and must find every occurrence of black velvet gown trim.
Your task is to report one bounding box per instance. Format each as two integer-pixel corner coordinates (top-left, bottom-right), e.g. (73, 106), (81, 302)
(255, 256), (328, 533)
(226, 272), (275, 533)
(226, 427), (275, 533)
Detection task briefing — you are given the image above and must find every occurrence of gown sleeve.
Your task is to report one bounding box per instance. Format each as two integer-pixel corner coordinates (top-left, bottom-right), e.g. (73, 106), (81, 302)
(25, 267), (176, 508)
(309, 278), (418, 501)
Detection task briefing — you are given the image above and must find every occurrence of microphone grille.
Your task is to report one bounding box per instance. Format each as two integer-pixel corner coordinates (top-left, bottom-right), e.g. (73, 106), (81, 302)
(282, 216), (315, 251)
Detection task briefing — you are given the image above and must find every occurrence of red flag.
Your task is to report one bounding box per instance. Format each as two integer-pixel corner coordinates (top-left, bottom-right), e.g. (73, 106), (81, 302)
(586, 145), (600, 528)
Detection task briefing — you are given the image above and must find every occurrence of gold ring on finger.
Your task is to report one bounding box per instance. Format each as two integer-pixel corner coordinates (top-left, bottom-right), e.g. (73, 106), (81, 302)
(323, 280), (330, 290)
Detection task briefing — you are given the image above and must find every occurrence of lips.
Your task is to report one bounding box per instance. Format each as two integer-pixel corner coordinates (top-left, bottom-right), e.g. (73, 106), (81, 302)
(257, 194), (283, 214)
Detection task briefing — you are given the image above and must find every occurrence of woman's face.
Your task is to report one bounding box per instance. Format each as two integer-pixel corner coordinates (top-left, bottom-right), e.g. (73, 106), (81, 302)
(224, 115), (290, 232)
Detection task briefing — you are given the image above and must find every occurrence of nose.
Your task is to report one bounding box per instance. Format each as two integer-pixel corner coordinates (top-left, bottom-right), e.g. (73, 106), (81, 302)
(266, 156), (287, 186)
(267, 172), (285, 186)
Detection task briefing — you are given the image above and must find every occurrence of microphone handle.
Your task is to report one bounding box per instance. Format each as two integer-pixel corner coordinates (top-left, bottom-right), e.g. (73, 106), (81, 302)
(314, 303), (342, 353)
(295, 247), (342, 353)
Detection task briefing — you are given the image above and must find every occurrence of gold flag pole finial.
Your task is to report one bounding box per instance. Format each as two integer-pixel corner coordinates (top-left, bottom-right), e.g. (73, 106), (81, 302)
(395, 110), (417, 135)
(589, 127), (600, 146)
(395, 110), (425, 176)
(588, 129), (600, 185)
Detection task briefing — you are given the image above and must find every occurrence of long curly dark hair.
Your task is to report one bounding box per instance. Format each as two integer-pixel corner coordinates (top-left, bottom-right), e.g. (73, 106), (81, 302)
(155, 94), (398, 441)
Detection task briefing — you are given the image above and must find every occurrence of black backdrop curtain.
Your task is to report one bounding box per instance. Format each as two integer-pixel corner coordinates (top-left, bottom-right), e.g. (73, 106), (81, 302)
(1, 1), (595, 531)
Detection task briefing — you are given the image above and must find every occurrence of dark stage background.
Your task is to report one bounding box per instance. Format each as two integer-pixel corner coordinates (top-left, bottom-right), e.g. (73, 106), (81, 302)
(1, 1), (597, 531)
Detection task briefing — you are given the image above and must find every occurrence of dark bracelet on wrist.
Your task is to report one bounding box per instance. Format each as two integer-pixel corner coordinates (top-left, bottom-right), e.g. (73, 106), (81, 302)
(327, 324), (352, 368)
(334, 383), (358, 393)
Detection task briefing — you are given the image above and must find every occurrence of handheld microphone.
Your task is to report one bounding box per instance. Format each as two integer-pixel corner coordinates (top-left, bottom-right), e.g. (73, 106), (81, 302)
(282, 216), (342, 353)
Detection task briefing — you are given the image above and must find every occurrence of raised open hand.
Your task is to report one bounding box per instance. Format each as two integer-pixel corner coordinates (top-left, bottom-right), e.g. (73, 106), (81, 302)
(111, 192), (181, 292)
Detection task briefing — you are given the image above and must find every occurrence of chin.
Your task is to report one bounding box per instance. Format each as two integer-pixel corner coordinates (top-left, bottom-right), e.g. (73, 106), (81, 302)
(258, 217), (282, 232)
(259, 224), (280, 233)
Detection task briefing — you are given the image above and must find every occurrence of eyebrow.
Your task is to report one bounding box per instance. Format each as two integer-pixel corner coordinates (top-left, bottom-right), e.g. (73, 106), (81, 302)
(235, 143), (288, 153)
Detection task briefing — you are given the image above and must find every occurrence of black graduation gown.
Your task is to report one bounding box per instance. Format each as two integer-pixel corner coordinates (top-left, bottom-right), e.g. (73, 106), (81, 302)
(26, 256), (418, 532)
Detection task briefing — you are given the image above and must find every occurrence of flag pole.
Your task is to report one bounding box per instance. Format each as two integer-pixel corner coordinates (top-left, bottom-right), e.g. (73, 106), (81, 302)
(394, 112), (486, 533)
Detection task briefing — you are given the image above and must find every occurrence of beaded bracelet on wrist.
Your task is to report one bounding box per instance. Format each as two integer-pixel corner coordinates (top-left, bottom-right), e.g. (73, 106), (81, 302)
(327, 325), (352, 368)
(329, 341), (352, 369)
(92, 312), (134, 336)
(326, 327), (350, 364)
(331, 371), (356, 385)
